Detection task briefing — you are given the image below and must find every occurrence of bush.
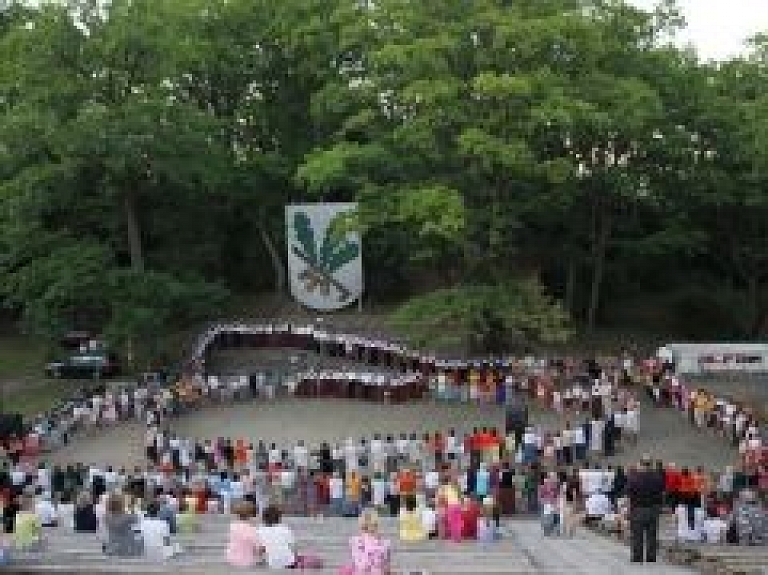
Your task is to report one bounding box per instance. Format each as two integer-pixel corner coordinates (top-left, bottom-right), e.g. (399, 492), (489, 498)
(389, 279), (571, 353)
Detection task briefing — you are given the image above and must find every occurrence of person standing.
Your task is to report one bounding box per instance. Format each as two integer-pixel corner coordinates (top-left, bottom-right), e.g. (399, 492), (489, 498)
(627, 455), (664, 564)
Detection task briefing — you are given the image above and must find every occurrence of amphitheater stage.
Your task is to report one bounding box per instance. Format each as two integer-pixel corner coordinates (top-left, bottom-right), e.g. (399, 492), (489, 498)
(49, 396), (737, 471)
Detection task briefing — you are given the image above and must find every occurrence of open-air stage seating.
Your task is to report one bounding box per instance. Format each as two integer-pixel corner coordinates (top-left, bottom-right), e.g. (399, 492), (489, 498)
(9, 516), (556, 575)
(11, 514), (710, 575)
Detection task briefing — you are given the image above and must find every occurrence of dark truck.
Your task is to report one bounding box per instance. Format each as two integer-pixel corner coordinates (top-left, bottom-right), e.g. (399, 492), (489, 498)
(45, 350), (120, 379)
(45, 332), (121, 379)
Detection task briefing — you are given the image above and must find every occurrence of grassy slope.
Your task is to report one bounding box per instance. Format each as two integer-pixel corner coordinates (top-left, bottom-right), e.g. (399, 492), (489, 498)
(0, 334), (64, 416)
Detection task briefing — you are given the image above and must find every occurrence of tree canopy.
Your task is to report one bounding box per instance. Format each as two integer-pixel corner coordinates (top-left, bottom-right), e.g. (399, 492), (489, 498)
(1, 0), (767, 358)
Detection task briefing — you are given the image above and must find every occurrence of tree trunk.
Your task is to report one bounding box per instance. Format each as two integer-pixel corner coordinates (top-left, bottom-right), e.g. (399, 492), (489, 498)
(565, 258), (576, 315)
(259, 223), (286, 297)
(586, 208), (610, 333)
(123, 189), (144, 272)
(747, 275), (766, 338)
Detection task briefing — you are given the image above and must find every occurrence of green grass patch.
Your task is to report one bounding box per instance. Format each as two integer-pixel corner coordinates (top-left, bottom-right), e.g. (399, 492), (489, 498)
(0, 333), (82, 417)
(0, 382), (74, 416)
(0, 334), (49, 380)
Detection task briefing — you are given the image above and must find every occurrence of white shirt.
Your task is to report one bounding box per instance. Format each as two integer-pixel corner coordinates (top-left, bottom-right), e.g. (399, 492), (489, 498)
(522, 432), (536, 446)
(424, 471), (440, 490)
(370, 439), (383, 459)
(421, 506), (437, 534)
(230, 481), (244, 501)
(141, 517), (171, 560)
(329, 476), (344, 500)
(625, 409), (639, 431)
(293, 445), (309, 469)
(35, 498), (58, 525)
(257, 524), (296, 569)
(104, 470), (118, 488)
(372, 479), (388, 506)
(280, 470), (295, 489)
(579, 470), (602, 496)
(344, 442), (358, 461)
(585, 493), (613, 517)
(36, 468), (50, 490)
(704, 518), (728, 543)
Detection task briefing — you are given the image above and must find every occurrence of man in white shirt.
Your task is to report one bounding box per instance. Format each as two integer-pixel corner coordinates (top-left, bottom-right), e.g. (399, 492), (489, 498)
(329, 472), (344, 516)
(230, 474), (244, 501)
(589, 418), (605, 454)
(396, 434), (410, 462)
(703, 515), (728, 544)
(141, 502), (179, 560)
(35, 491), (58, 527)
(293, 440), (309, 471)
(370, 434), (385, 474)
(421, 502), (438, 538)
(344, 438), (358, 474)
(585, 491), (613, 523)
(10, 465), (25, 488)
(35, 464), (51, 493)
(424, 469), (440, 499)
(257, 506), (296, 569)
(268, 444), (281, 466)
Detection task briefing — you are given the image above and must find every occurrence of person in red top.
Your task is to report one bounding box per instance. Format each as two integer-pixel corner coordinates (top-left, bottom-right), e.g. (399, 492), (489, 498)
(664, 463), (682, 508)
(193, 485), (208, 514)
(460, 496), (481, 539)
(677, 467), (699, 532)
(397, 469), (417, 499)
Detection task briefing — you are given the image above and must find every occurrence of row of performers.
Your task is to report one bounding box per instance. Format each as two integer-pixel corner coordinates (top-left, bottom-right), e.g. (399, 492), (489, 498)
(195, 323), (559, 376)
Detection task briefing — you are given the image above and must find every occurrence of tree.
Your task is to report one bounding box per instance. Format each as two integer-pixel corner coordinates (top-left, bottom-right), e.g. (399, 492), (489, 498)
(389, 279), (571, 353)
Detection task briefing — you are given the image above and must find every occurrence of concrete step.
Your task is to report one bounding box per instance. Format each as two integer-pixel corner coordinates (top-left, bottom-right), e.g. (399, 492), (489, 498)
(10, 519), (697, 575)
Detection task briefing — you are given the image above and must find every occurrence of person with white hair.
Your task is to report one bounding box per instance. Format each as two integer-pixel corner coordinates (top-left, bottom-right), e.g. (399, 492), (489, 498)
(341, 507), (391, 575)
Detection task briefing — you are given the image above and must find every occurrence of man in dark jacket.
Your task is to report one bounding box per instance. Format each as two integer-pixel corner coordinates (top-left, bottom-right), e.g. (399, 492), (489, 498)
(627, 454), (665, 563)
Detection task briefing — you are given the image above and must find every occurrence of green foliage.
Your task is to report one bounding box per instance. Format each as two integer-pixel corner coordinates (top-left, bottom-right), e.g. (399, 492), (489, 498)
(389, 280), (571, 352)
(2, 0), (768, 358)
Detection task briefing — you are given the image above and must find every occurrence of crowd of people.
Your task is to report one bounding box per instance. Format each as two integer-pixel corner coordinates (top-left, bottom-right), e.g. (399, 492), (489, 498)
(644, 374), (765, 472)
(0, 325), (765, 571)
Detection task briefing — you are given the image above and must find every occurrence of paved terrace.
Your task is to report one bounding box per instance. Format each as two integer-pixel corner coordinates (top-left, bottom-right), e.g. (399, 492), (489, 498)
(50, 397), (737, 471)
(12, 515), (694, 575)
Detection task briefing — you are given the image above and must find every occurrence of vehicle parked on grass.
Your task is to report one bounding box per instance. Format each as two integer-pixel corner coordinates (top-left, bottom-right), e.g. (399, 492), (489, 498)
(45, 351), (120, 379)
(45, 334), (120, 379)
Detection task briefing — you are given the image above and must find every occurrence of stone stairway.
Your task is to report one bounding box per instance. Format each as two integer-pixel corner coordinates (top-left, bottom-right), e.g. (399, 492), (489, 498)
(8, 515), (695, 575)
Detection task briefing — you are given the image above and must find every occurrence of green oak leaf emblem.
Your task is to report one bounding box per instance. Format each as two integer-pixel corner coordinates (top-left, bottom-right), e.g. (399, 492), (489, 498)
(292, 211), (359, 301)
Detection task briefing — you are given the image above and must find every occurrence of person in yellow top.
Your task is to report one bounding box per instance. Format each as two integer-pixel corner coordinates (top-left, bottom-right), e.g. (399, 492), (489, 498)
(13, 497), (43, 550)
(399, 496), (426, 542)
(694, 391), (710, 428)
(345, 471), (362, 517)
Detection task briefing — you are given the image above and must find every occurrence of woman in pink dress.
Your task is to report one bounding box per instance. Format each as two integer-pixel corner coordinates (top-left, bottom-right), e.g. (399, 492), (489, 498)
(226, 501), (262, 567)
(340, 508), (391, 575)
